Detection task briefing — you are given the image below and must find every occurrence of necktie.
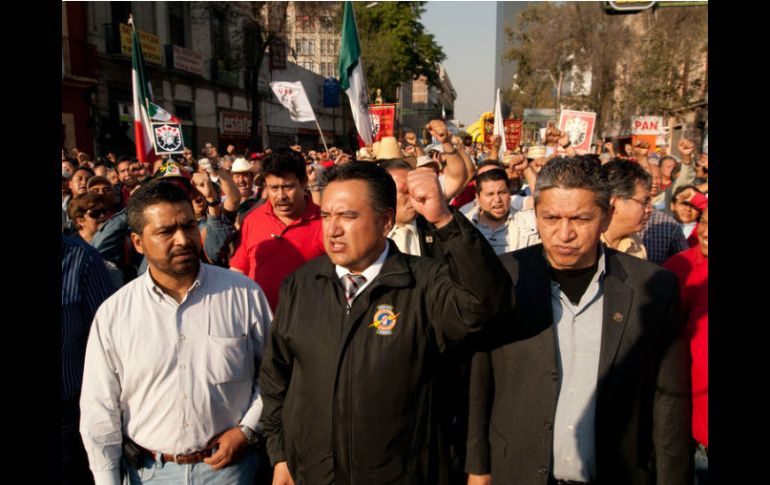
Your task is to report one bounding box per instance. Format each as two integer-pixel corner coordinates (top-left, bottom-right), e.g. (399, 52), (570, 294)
(341, 273), (367, 305)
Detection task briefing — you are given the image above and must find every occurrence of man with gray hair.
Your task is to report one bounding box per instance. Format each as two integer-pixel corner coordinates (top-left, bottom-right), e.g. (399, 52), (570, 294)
(599, 159), (654, 259)
(466, 156), (692, 485)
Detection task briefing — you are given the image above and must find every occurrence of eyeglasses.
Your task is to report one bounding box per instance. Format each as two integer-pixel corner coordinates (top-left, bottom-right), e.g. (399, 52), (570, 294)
(624, 196), (652, 207)
(86, 208), (106, 219)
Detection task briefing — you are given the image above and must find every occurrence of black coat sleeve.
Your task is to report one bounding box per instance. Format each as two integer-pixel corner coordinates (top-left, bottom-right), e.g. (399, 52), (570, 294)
(653, 275), (694, 484)
(258, 277), (295, 466)
(426, 211), (513, 345)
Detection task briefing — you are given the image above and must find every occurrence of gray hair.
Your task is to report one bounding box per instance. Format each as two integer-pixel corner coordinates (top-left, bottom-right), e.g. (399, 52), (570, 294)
(600, 158), (652, 199)
(534, 156), (611, 214)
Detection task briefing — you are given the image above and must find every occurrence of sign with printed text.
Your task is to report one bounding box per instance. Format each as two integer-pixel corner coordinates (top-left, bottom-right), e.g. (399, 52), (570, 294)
(220, 111), (252, 137)
(631, 116), (664, 135)
(170, 45), (204, 76)
(369, 104), (396, 141)
(558, 110), (596, 153)
(504, 119), (523, 149)
(120, 24), (162, 64)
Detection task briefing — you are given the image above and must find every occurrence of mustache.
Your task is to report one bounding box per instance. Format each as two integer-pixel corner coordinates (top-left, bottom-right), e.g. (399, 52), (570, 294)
(169, 246), (198, 258)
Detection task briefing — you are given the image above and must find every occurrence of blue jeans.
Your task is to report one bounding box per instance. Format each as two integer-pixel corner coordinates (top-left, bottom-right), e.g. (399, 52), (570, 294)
(125, 449), (258, 485)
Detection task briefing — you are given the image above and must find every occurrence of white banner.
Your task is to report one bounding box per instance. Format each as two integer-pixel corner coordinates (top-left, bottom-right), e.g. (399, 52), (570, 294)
(631, 116), (664, 135)
(493, 89), (508, 154)
(269, 81), (317, 123)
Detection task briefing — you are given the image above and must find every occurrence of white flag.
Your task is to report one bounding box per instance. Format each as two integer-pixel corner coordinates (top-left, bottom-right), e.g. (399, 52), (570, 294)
(269, 81), (317, 123)
(493, 88), (508, 154)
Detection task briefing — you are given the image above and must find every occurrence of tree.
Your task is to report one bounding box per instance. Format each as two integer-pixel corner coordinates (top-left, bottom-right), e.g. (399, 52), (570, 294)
(351, 1), (446, 103)
(194, 2), (332, 152)
(502, 2), (707, 138)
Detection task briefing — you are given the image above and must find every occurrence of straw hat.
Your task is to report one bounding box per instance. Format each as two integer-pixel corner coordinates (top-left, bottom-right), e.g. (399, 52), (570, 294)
(372, 141), (381, 158)
(376, 136), (403, 160)
(526, 145), (546, 160)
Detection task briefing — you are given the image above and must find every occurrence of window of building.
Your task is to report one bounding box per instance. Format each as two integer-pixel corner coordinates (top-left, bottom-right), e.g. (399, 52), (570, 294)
(169, 2), (186, 47)
(111, 2), (131, 25)
(211, 9), (229, 54)
(320, 39), (326, 56)
(320, 16), (334, 33)
(308, 40), (315, 56)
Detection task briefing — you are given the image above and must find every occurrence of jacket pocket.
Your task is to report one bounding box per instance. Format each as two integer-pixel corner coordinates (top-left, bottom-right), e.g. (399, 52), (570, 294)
(207, 334), (253, 384)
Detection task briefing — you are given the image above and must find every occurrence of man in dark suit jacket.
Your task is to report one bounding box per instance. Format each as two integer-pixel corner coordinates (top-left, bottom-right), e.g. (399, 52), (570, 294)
(466, 157), (692, 485)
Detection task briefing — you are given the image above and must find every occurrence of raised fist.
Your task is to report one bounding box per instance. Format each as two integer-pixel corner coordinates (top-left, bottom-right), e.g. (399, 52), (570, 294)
(406, 169), (452, 227)
(544, 122), (561, 147)
(404, 132), (419, 146)
(632, 140), (650, 158)
(678, 139), (695, 157)
(426, 120), (451, 144)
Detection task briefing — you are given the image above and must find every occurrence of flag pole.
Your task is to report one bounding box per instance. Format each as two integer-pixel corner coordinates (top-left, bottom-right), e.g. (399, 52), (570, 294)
(314, 118), (330, 154)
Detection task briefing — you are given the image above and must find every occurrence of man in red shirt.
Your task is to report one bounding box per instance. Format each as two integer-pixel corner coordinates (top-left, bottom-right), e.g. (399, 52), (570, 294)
(663, 204), (708, 484)
(230, 148), (325, 311)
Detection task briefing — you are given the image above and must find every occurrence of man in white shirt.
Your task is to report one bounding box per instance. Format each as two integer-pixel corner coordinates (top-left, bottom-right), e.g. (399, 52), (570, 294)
(80, 179), (272, 485)
(463, 168), (540, 255)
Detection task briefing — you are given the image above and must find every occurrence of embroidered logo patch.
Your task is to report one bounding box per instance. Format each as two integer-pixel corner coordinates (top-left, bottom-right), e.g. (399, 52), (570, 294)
(369, 304), (400, 336)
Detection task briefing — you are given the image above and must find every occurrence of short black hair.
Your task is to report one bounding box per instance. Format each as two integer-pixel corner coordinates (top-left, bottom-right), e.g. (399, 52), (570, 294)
(72, 166), (95, 178)
(475, 168), (508, 194)
(262, 148), (307, 183)
(378, 159), (412, 172)
(599, 158), (652, 199)
(127, 179), (192, 234)
(325, 162), (396, 217)
(477, 160), (504, 171)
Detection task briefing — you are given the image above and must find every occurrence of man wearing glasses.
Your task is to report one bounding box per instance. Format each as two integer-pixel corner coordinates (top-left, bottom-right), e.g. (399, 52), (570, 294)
(599, 159), (653, 260)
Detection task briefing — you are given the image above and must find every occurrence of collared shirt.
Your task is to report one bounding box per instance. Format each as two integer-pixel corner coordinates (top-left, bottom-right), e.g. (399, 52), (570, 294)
(551, 248), (607, 482)
(465, 205), (540, 255)
(388, 221), (421, 256)
(639, 209), (689, 265)
(80, 263), (272, 485)
(600, 232), (648, 260)
(230, 198), (325, 311)
(335, 242), (389, 301)
(62, 236), (116, 401)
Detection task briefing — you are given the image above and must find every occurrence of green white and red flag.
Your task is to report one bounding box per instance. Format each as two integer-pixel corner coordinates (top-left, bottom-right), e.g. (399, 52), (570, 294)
(130, 16), (156, 164)
(338, 1), (373, 145)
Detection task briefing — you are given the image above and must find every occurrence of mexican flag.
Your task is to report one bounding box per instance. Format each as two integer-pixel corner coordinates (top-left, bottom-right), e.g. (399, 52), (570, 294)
(130, 18), (156, 164)
(338, 1), (372, 145)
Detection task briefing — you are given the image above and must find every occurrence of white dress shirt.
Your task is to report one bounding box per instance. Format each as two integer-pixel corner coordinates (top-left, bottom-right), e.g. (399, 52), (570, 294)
(335, 242), (390, 301)
(388, 221), (421, 256)
(80, 263), (272, 485)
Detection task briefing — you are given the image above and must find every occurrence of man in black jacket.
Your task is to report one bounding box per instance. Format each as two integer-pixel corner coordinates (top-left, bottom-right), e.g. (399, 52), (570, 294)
(465, 157), (692, 485)
(260, 162), (510, 485)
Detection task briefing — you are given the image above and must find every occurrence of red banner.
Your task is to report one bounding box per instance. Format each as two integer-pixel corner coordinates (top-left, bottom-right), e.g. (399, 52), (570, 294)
(504, 119), (523, 149)
(483, 115), (495, 150)
(369, 104), (396, 142)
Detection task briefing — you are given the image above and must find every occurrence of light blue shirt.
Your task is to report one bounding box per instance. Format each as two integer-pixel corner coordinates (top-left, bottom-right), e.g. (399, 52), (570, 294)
(551, 248), (607, 482)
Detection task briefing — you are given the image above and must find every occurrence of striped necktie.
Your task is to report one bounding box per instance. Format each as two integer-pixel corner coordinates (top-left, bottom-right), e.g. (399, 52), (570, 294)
(341, 273), (367, 305)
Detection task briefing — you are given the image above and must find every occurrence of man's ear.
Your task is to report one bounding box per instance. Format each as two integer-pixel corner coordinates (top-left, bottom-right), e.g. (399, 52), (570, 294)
(130, 232), (144, 255)
(382, 208), (395, 235)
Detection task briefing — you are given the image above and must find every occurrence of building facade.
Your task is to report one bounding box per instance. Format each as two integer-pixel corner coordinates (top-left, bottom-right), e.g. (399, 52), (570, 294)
(63, 1), (354, 159)
(398, 65), (456, 141)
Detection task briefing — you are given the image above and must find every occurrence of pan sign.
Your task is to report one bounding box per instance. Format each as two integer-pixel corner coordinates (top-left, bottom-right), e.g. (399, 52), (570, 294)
(632, 116), (664, 135)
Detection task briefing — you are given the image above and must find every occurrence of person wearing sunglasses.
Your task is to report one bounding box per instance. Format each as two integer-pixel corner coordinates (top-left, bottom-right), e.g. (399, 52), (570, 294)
(67, 193), (111, 244)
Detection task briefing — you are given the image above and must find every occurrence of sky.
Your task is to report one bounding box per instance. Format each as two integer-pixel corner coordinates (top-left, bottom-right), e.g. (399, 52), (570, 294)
(421, 1), (498, 128)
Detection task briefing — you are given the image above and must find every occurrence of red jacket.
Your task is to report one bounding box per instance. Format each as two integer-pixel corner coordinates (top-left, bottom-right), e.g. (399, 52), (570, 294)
(663, 246), (708, 446)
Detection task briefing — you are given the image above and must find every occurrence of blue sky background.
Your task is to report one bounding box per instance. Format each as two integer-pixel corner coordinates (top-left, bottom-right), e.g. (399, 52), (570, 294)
(422, 1), (498, 127)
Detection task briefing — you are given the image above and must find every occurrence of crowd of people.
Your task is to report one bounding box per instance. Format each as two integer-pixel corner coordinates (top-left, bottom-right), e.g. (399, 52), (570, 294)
(62, 118), (708, 485)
